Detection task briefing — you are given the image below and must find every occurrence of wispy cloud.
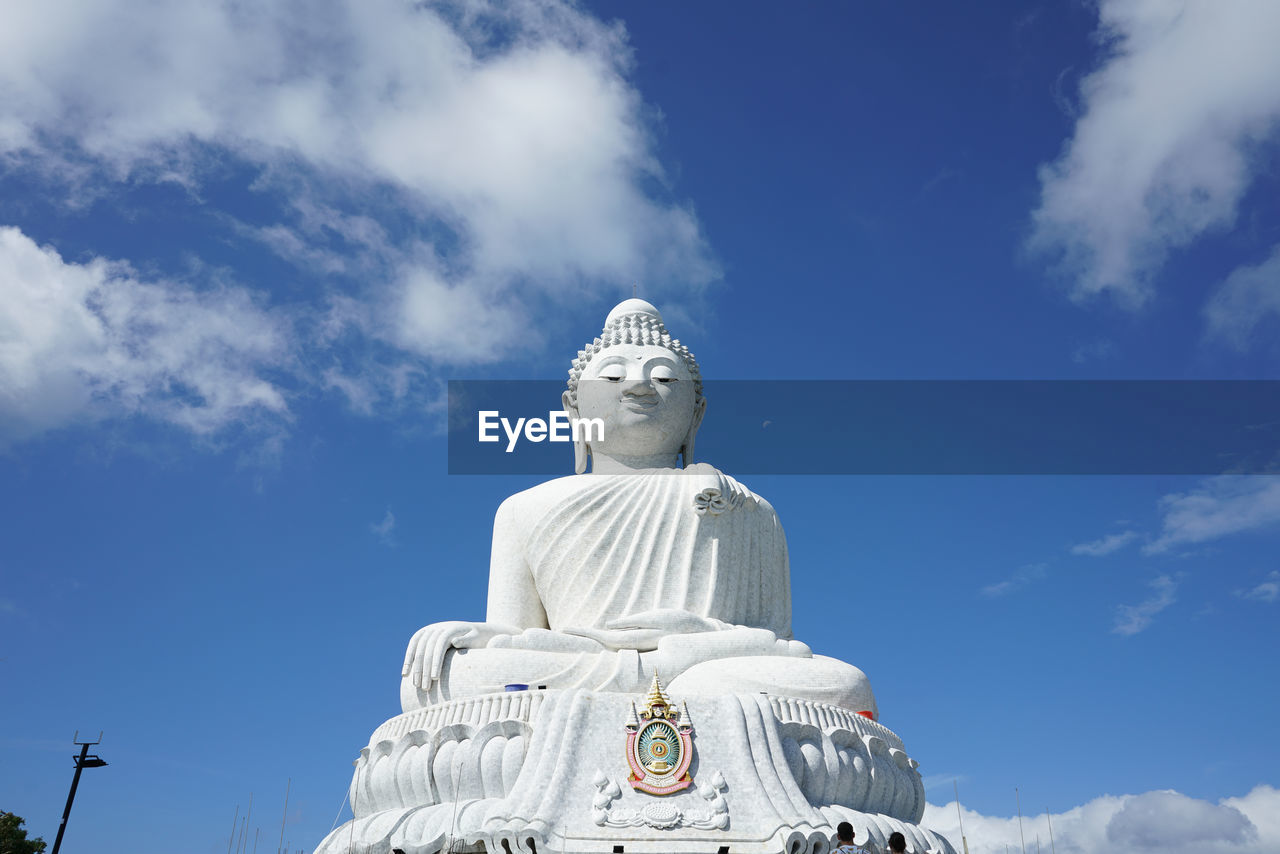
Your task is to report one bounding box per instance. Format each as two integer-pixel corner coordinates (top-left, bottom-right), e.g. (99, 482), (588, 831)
(1071, 530), (1139, 556)
(370, 508), (396, 544)
(924, 784), (1277, 854)
(1237, 570), (1280, 604)
(1028, 2), (1280, 307)
(1146, 477), (1280, 554)
(1205, 244), (1280, 350)
(920, 773), (968, 792)
(1113, 574), (1178, 636)
(1070, 338), (1115, 364)
(981, 562), (1048, 597)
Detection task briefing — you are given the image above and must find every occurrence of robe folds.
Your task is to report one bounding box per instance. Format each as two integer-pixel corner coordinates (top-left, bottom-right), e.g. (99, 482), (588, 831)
(523, 468), (793, 637)
(408, 466), (876, 717)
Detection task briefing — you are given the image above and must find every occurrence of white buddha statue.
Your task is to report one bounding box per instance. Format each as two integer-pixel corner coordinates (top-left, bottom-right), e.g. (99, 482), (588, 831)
(400, 298), (877, 719)
(314, 298), (959, 854)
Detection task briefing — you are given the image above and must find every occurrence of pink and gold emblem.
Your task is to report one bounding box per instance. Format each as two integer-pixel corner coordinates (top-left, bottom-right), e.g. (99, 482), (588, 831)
(625, 674), (694, 795)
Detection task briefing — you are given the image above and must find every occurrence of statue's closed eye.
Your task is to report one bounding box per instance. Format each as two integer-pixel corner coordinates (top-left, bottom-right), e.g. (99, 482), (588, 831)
(651, 365), (678, 384)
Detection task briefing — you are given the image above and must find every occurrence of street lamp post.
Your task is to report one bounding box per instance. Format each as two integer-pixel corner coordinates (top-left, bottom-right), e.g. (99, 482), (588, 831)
(50, 732), (108, 854)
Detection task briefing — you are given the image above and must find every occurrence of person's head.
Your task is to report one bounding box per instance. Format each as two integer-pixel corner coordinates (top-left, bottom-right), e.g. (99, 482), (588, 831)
(887, 831), (907, 853)
(563, 299), (706, 473)
(836, 821), (855, 843)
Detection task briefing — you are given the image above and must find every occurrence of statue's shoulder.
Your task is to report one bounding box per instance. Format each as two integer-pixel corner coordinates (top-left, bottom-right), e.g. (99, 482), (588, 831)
(682, 462), (777, 517)
(494, 475), (594, 529)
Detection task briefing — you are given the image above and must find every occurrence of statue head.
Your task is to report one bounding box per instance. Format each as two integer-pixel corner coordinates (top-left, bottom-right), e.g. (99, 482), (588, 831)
(563, 299), (706, 474)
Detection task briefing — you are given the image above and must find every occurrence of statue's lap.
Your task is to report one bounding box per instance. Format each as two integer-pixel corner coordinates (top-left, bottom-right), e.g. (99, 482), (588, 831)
(402, 638), (877, 718)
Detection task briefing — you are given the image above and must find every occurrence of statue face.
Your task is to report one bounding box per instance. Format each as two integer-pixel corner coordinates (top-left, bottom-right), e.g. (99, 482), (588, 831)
(573, 343), (701, 460)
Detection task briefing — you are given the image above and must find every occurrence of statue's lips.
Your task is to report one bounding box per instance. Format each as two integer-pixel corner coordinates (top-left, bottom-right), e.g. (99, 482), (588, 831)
(620, 397), (660, 412)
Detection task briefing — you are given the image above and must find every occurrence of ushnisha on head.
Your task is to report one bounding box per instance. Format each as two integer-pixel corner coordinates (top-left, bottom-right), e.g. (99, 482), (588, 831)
(565, 298), (702, 405)
(563, 299), (707, 474)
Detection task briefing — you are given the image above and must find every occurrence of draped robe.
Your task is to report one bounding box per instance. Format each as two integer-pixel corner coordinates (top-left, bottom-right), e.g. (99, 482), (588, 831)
(523, 469), (791, 637)
(410, 467), (875, 716)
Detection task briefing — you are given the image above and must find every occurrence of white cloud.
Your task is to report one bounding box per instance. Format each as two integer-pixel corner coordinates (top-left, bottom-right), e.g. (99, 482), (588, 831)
(0, 226), (290, 445)
(393, 264), (529, 365)
(1113, 574), (1178, 636)
(1204, 244), (1280, 349)
(1029, 1), (1280, 306)
(1237, 570), (1280, 603)
(980, 562), (1048, 597)
(1109, 790), (1256, 848)
(0, 0), (717, 349)
(0, 0), (719, 443)
(1146, 477), (1280, 554)
(1071, 529), (1139, 556)
(1225, 785), (1280, 847)
(923, 785), (1280, 854)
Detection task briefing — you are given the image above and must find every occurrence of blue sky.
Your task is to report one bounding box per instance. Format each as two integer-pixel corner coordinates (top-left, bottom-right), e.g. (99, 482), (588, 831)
(2, 2), (1280, 853)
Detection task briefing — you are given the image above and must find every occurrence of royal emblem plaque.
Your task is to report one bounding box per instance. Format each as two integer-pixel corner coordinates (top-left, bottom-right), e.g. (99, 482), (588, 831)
(625, 675), (694, 795)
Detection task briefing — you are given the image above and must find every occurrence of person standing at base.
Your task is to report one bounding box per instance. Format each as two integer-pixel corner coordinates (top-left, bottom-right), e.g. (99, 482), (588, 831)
(834, 821), (866, 853)
(887, 830), (908, 852)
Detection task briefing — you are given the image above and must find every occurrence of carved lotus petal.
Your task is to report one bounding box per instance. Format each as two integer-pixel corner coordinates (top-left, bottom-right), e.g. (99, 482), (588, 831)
(692, 488), (728, 516)
(641, 802), (683, 828)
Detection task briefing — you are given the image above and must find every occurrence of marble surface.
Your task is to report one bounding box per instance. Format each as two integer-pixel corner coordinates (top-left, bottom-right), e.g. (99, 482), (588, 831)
(316, 300), (956, 854)
(316, 688), (955, 854)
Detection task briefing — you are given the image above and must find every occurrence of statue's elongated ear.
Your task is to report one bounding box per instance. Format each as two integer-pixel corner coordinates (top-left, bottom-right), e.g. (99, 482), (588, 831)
(562, 390), (589, 474)
(681, 396), (707, 468)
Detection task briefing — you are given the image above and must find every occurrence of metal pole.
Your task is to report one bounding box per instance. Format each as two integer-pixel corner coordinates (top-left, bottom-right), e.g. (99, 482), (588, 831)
(1016, 787), (1027, 854)
(240, 793), (254, 854)
(227, 805), (240, 854)
(277, 778), (291, 854)
(1046, 808), (1057, 854)
(50, 742), (90, 854)
(51, 734), (105, 854)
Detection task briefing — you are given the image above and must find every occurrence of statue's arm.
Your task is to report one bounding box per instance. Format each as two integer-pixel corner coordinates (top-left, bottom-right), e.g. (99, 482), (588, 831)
(401, 498), (542, 695)
(485, 494), (549, 630)
(763, 496), (795, 640)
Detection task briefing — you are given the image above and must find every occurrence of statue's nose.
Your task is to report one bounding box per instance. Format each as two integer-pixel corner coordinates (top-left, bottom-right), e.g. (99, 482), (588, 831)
(622, 377), (656, 396)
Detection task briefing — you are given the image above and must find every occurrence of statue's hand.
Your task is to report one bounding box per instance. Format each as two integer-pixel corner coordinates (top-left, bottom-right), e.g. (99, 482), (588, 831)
(490, 627), (605, 654)
(565, 609), (729, 652)
(401, 621), (516, 689)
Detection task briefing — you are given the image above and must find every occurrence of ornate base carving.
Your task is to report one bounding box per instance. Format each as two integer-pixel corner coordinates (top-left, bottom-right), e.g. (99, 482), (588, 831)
(315, 690), (955, 854)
